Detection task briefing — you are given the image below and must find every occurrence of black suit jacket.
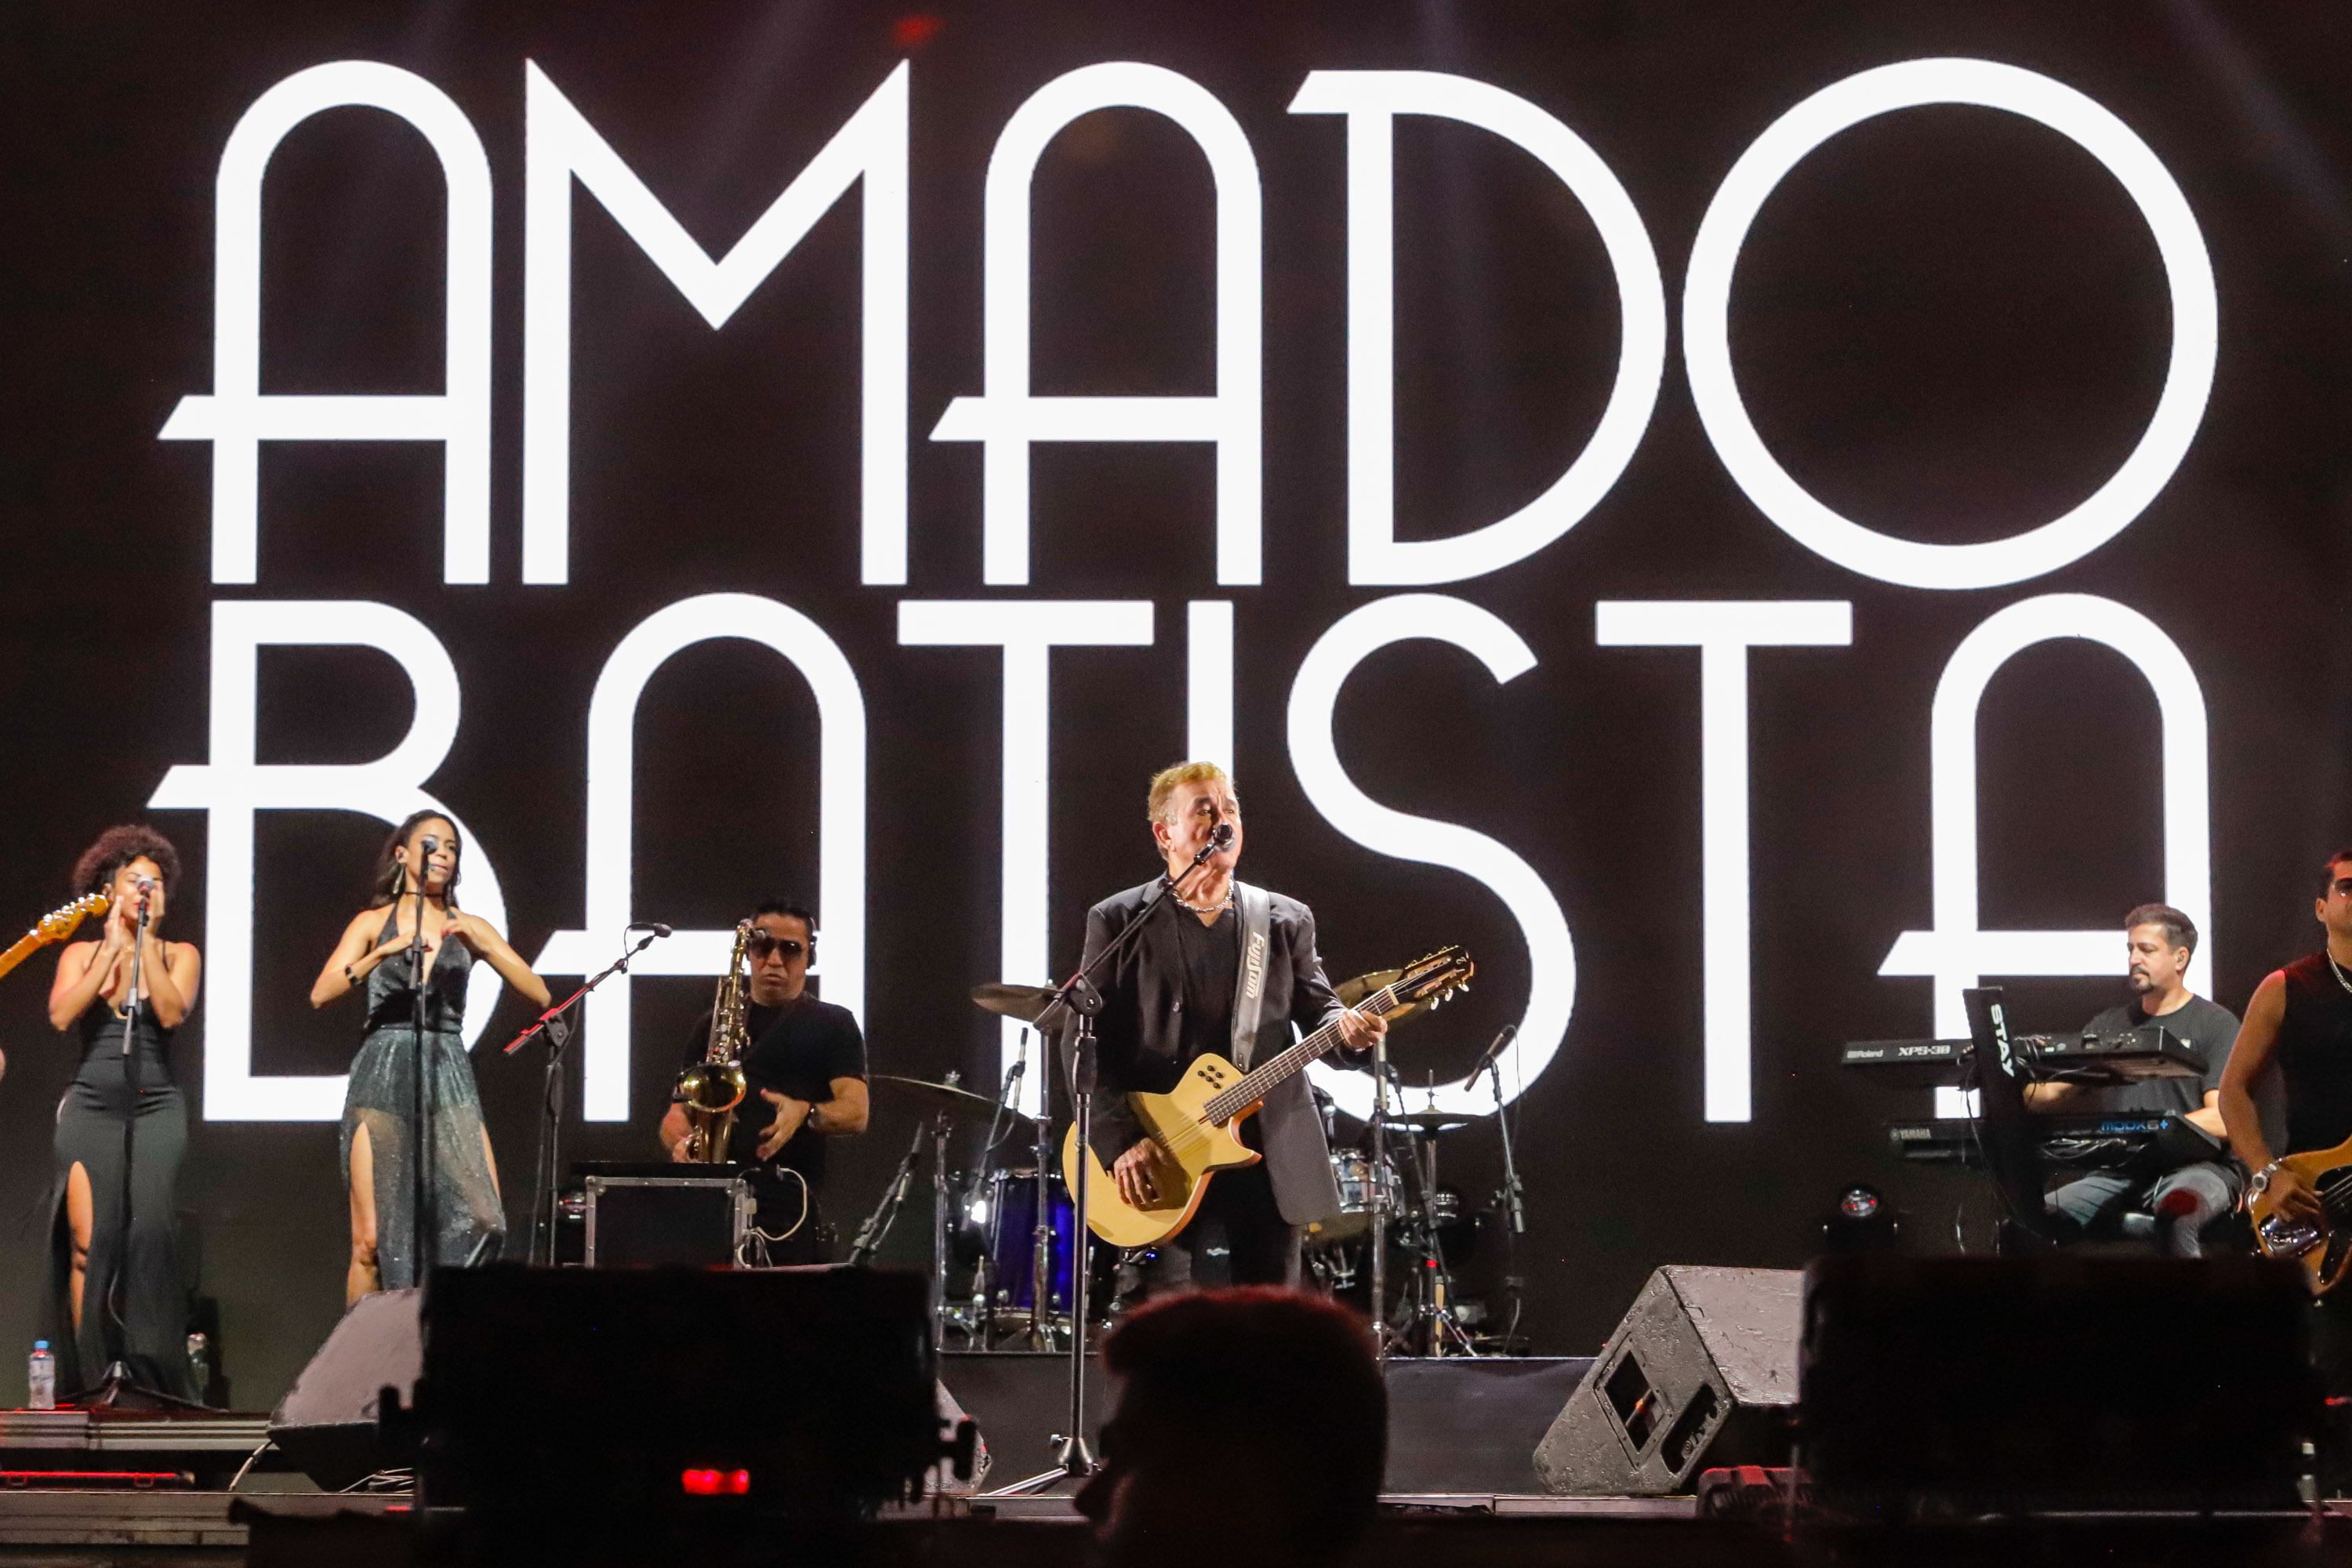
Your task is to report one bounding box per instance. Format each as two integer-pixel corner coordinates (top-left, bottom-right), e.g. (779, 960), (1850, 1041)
(1063, 879), (1351, 1225)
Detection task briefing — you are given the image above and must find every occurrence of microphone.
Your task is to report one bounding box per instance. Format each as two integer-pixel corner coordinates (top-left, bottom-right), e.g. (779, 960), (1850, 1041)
(1469, 1022), (1518, 1080)
(1187, 821), (1237, 868)
(628, 921), (676, 938)
(419, 835), (441, 855)
(133, 877), (156, 895)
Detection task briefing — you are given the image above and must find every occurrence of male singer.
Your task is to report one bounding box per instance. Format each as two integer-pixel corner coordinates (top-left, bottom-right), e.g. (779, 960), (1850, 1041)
(1072, 762), (1385, 1298)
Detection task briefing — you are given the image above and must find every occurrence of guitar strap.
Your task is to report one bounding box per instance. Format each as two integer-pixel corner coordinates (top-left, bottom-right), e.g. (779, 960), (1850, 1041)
(1229, 881), (1273, 1068)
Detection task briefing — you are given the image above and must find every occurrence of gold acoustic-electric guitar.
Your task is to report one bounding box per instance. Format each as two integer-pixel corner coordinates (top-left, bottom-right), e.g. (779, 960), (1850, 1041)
(1062, 946), (1475, 1248)
(2249, 1138), (2352, 1295)
(0, 893), (110, 985)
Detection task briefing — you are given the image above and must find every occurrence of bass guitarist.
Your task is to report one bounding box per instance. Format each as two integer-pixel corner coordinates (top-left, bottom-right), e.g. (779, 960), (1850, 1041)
(1071, 762), (1385, 1300)
(2218, 847), (2352, 1494)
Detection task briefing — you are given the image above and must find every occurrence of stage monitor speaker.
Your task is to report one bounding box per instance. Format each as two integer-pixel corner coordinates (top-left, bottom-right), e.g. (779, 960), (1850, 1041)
(1802, 1254), (2313, 1513)
(267, 1287), (423, 1491)
(394, 1264), (966, 1538)
(1534, 1265), (1798, 1496)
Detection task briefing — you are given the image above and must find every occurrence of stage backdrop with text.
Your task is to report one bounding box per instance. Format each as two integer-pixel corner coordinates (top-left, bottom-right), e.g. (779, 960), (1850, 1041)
(5, 0), (2351, 1405)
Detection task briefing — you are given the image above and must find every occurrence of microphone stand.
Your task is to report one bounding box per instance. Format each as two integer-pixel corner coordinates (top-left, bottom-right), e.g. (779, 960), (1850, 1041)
(501, 926), (667, 1265)
(407, 876), (432, 1288)
(1487, 1057), (1526, 1355)
(68, 887), (201, 1410)
(992, 834), (1227, 1494)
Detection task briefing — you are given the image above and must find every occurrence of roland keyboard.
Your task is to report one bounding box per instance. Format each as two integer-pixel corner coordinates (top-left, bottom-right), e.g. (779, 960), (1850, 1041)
(1886, 1110), (2225, 1171)
(1839, 1026), (2205, 1089)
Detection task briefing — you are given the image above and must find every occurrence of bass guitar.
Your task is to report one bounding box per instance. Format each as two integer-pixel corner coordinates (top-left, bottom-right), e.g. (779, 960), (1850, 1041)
(2249, 1138), (2352, 1294)
(0, 893), (111, 984)
(1062, 946), (1475, 1247)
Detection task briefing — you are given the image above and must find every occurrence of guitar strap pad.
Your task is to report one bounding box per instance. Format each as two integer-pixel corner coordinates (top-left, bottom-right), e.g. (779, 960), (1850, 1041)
(1229, 882), (1272, 1068)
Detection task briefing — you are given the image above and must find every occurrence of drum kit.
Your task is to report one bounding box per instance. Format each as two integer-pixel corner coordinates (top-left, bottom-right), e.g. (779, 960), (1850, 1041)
(855, 970), (1524, 1357)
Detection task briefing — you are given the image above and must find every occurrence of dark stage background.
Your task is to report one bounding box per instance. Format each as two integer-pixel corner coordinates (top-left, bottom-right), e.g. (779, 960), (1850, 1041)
(5, 0), (2351, 1409)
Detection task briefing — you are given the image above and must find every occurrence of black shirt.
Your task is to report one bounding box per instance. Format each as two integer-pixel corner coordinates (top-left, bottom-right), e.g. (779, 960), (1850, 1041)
(1171, 906), (1241, 1069)
(677, 996), (866, 1189)
(2277, 953), (2352, 1156)
(2076, 994), (2238, 1118)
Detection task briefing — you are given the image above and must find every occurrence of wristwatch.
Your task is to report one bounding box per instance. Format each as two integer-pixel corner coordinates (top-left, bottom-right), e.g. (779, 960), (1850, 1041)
(2250, 1159), (2285, 1197)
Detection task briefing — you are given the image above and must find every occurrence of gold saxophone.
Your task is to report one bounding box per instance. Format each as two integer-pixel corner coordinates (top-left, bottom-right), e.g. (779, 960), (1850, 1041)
(673, 921), (753, 1163)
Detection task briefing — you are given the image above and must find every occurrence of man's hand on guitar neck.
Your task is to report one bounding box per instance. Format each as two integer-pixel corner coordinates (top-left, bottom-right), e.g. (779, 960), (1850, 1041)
(1336, 1007), (1388, 1053)
(1112, 1138), (1185, 1210)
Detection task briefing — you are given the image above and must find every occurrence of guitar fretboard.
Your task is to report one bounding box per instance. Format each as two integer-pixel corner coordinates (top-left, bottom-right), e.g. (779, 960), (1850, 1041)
(1201, 981), (1406, 1124)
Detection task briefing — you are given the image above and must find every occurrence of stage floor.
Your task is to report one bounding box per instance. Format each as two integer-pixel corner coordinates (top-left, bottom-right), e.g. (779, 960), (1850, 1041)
(0, 1490), (2345, 1567)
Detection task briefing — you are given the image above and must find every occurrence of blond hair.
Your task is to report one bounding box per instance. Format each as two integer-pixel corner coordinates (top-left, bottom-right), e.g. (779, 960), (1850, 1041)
(1147, 761), (1235, 824)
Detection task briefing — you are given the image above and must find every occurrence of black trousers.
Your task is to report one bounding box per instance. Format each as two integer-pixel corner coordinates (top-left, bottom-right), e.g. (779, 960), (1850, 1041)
(1123, 1160), (1300, 1302)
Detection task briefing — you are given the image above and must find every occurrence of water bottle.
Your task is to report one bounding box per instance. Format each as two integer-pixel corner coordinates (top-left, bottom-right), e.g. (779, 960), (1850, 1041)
(27, 1341), (54, 1411)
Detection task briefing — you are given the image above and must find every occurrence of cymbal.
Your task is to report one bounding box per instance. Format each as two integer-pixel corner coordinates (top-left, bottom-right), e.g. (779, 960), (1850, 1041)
(872, 1073), (1035, 1124)
(1378, 1109), (1475, 1132)
(971, 982), (1057, 1023)
(1334, 967), (1432, 1028)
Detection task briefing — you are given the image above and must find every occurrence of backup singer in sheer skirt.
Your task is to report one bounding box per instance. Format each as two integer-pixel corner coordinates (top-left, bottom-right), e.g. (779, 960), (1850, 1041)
(312, 812), (549, 1302)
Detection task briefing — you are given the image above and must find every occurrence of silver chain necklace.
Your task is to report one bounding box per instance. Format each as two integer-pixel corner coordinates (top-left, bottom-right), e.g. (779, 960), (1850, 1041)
(1171, 882), (1233, 915)
(2328, 952), (2352, 999)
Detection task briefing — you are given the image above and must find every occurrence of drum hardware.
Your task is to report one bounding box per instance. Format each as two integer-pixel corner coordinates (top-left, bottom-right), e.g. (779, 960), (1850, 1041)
(1389, 1081), (1480, 1357)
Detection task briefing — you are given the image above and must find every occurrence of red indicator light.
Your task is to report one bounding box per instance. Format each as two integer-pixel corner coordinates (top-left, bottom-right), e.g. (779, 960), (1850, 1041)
(681, 1467), (752, 1496)
(727, 1470), (751, 1495)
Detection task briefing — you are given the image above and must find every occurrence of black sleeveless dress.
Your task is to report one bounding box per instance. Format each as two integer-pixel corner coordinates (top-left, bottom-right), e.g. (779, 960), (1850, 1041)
(47, 989), (194, 1401)
(338, 907), (503, 1287)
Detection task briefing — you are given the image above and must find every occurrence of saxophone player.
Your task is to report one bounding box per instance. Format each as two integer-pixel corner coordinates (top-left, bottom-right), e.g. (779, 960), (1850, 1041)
(659, 900), (869, 1263)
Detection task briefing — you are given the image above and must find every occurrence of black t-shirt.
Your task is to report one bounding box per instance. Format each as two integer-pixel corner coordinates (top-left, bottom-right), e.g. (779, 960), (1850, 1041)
(1171, 906), (1241, 1069)
(677, 996), (866, 1189)
(2075, 994), (2238, 1117)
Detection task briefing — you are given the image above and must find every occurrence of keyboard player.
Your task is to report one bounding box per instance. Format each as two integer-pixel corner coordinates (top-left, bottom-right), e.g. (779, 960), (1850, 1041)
(2024, 904), (2241, 1255)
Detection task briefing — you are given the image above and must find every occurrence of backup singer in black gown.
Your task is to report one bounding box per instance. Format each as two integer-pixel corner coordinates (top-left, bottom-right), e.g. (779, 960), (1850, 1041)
(311, 812), (549, 1302)
(44, 826), (203, 1401)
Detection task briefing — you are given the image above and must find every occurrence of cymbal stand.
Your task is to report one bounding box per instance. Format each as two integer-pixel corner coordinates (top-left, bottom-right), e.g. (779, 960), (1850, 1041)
(1399, 1125), (1477, 1356)
(926, 1102), (954, 1352)
(1029, 1103), (1058, 1350)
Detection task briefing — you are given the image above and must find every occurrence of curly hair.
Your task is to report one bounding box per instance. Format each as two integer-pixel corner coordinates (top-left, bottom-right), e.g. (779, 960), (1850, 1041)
(71, 825), (182, 898)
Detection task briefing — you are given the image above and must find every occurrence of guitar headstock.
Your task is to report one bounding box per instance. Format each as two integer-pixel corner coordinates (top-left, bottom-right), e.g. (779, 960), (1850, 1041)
(1392, 946), (1474, 1011)
(35, 893), (107, 943)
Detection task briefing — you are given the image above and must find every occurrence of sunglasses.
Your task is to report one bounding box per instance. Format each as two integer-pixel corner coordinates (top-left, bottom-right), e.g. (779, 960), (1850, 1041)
(747, 935), (806, 961)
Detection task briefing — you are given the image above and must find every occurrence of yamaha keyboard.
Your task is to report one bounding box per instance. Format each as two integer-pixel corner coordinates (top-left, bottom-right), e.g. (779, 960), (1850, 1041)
(1840, 1026), (2205, 1089)
(1886, 1109), (2226, 1171)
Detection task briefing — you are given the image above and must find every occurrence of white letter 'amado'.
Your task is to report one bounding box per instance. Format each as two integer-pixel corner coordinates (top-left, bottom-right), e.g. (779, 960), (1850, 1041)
(535, 594), (868, 1122)
(931, 64), (1262, 586)
(1684, 59), (2216, 589)
(524, 62), (909, 583)
(150, 601), (509, 1120)
(1290, 72), (1665, 585)
(160, 63), (492, 585)
(1288, 595), (1573, 1116)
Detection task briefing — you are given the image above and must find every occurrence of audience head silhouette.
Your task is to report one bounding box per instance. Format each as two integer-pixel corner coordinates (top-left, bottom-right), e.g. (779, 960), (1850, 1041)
(1076, 1287), (1386, 1568)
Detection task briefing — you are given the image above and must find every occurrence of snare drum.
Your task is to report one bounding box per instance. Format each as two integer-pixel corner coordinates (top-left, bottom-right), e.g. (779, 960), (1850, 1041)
(1312, 1151), (1400, 1243)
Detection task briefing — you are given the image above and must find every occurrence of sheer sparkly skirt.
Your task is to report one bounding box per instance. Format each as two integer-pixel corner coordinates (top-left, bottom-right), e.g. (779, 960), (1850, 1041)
(339, 1025), (504, 1289)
